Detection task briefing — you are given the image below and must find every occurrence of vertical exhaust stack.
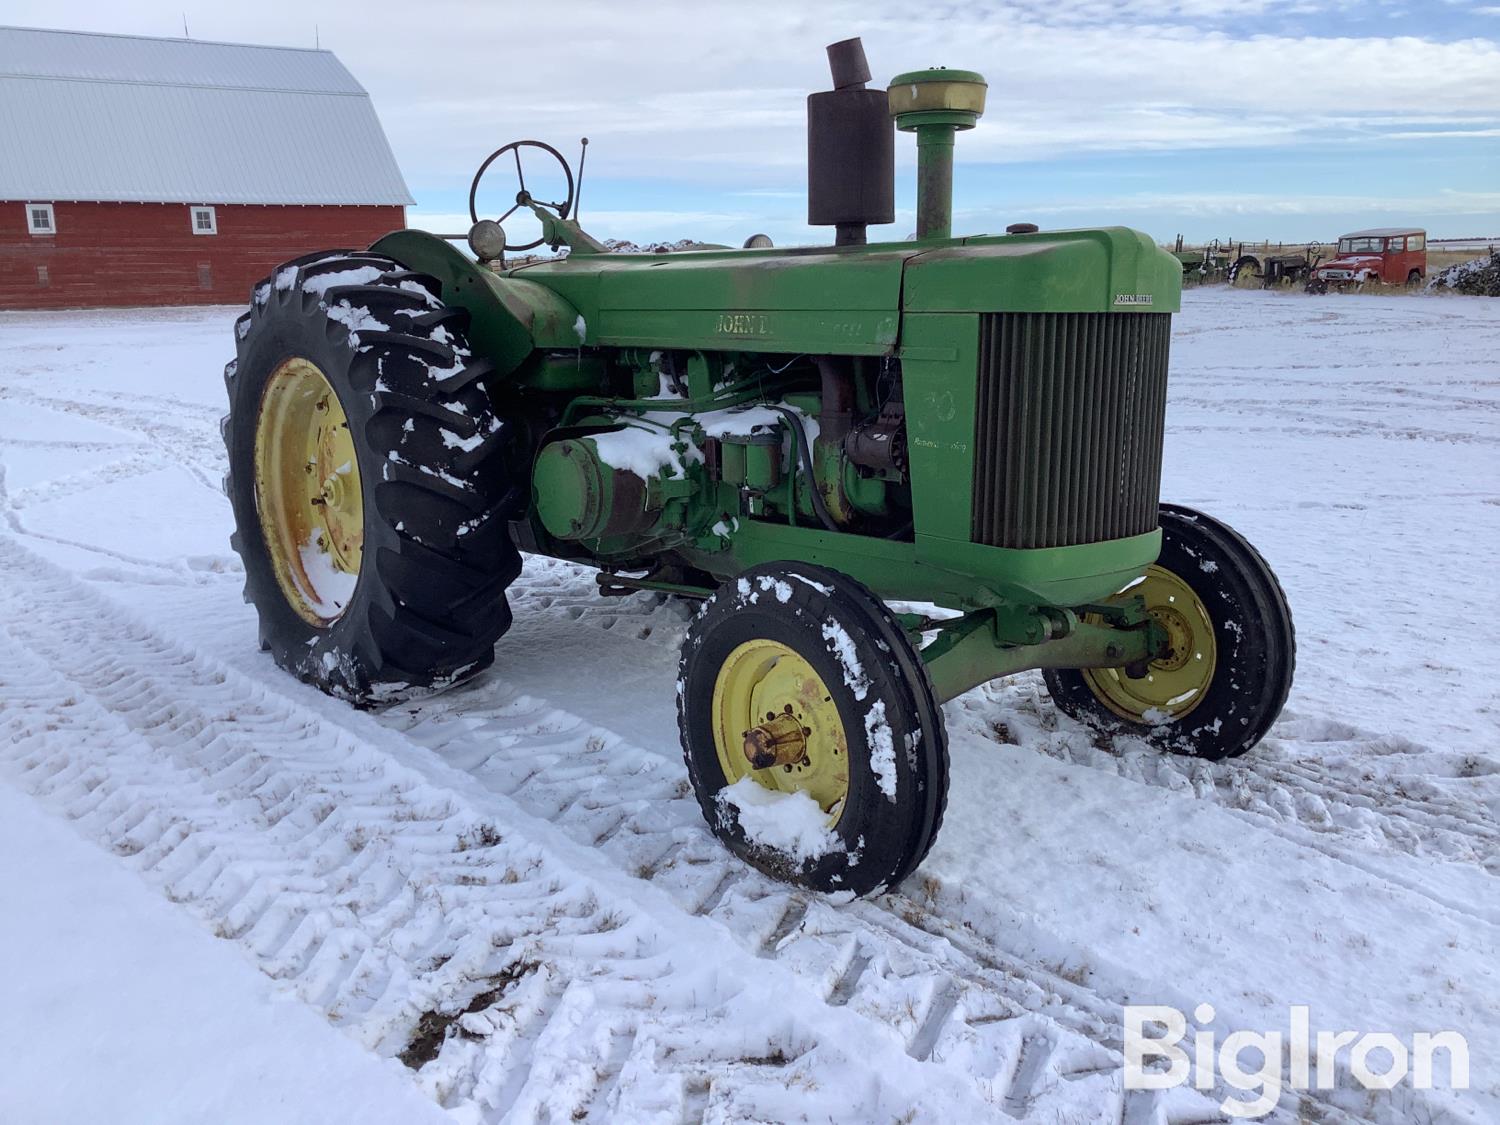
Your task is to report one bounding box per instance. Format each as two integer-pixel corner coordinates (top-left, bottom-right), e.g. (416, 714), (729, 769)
(807, 38), (895, 247)
(888, 68), (987, 240)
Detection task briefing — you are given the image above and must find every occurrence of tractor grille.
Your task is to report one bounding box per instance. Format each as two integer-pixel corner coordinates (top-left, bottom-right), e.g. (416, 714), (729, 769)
(972, 312), (1170, 549)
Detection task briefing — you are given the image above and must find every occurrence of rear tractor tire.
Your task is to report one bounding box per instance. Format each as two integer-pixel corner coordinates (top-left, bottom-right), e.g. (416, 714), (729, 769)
(1044, 505), (1294, 761)
(677, 563), (949, 897)
(1229, 257), (1262, 289)
(222, 250), (522, 704)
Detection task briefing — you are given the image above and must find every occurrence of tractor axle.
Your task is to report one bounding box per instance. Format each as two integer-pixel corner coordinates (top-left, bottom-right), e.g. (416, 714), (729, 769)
(919, 601), (1168, 705)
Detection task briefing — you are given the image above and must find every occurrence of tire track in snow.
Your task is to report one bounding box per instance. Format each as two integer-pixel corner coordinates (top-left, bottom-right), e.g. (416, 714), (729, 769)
(951, 680), (1500, 913)
(0, 386), (224, 495)
(3, 448), (166, 510)
(0, 386), (241, 581)
(500, 571), (1500, 943)
(6, 530), (1393, 1124)
(403, 558), (1488, 1121)
(505, 560), (1500, 894)
(384, 664), (1428, 1125)
(4, 298), (1487, 1121)
(0, 535), (1013, 1124)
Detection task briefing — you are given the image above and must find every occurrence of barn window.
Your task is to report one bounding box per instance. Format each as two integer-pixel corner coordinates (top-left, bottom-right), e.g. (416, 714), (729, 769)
(197, 263), (214, 290)
(190, 206), (217, 235)
(36, 265), (50, 287)
(26, 203), (55, 235)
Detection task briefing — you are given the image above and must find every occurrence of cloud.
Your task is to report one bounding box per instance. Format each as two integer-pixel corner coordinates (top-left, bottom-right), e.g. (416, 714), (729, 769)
(13, 1), (1500, 177)
(940, 0), (1401, 28)
(1379, 127), (1500, 138)
(408, 207), (763, 245)
(992, 189), (1500, 218)
(8, 0), (1499, 239)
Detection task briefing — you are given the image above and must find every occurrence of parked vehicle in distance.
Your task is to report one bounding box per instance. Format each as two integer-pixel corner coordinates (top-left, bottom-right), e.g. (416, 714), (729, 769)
(1229, 243), (1323, 289)
(1170, 236), (1233, 286)
(1307, 228), (1427, 293)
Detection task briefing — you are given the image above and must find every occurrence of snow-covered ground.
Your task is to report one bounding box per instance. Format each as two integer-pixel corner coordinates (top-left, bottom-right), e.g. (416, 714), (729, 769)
(0, 289), (1496, 1124)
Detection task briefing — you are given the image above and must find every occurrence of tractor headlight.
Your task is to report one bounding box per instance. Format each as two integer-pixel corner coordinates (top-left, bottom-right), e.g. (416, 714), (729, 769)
(468, 220), (507, 263)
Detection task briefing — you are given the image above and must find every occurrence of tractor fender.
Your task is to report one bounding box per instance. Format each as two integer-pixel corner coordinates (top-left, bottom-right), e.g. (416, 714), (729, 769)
(370, 229), (581, 378)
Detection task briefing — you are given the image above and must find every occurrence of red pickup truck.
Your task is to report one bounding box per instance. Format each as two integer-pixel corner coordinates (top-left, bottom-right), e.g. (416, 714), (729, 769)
(1307, 228), (1427, 292)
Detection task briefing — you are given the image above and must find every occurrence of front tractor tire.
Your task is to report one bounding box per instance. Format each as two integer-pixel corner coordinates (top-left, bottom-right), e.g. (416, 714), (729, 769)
(1044, 505), (1295, 761)
(678, 564), (949, 897)
(222, 250), (522, 705)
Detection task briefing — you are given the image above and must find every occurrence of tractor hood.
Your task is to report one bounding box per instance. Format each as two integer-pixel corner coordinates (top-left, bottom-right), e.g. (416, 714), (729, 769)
(371, 226), (1180, 372)
(503, 226), (1181, 356)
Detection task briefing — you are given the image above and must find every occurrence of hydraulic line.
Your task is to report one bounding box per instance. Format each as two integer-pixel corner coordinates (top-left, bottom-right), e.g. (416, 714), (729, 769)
(771, 406), (841, 533)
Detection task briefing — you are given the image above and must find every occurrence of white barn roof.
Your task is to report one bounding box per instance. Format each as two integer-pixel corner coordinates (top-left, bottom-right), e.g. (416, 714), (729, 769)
(0, 26), (413, 206)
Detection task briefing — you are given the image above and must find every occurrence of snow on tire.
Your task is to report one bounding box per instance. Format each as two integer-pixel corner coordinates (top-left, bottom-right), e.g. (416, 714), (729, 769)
(222, 250), (522, 704)
(1044, 503), (1295, 760)
(677, 562), (948, 897)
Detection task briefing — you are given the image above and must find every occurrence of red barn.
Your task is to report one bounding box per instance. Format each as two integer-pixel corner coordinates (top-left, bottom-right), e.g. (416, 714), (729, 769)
(0, 26), (412, 310)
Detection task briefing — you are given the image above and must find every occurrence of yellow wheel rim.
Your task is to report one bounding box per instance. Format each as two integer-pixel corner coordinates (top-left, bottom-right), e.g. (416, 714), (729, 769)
(711, 639), (850, 825)
(252, 357), (364, 626)
(1080, 564), (1217, 723)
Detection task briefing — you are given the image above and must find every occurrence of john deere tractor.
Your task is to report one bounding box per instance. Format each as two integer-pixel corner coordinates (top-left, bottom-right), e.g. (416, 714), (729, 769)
(1171, 236), (1231, 286)
(222, 39), (1294, 897)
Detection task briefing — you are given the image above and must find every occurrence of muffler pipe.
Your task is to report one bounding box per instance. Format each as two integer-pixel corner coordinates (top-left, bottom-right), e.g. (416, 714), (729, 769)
(807, 38), (895, 247)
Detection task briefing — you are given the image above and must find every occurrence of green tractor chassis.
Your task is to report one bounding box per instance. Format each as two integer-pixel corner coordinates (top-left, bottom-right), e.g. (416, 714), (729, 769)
(222, 37), (1295, 897)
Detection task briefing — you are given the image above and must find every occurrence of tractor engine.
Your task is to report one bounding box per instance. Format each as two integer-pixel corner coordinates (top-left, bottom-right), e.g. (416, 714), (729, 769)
(526, 348), (910, 565)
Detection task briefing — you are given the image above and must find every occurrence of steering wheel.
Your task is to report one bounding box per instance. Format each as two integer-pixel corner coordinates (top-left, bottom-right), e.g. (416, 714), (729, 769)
(468, 140), (576, 252)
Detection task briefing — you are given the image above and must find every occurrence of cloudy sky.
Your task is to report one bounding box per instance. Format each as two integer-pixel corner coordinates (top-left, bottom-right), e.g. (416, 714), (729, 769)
(9, 0), (1500, 247)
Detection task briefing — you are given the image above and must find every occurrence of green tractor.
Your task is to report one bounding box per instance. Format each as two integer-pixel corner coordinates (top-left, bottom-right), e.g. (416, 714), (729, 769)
(1170, 235), (1232, 286)
(222, 39), (1294, 897)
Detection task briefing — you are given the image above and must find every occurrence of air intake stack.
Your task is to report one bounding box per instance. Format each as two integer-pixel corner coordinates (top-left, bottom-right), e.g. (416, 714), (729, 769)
(889, 68), (988, 240)
(807, 38), (895, 246)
